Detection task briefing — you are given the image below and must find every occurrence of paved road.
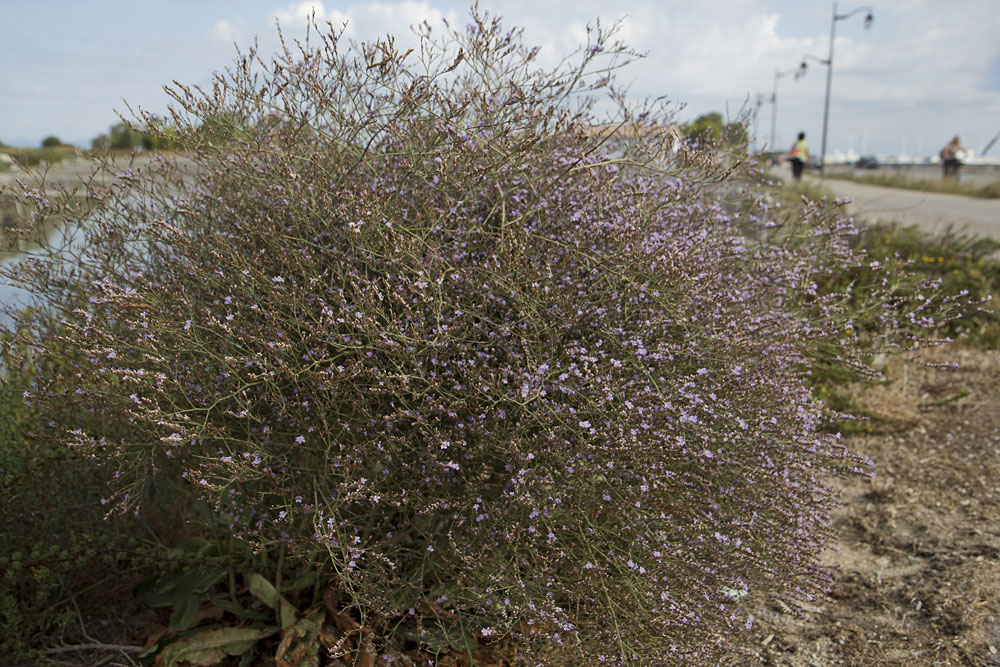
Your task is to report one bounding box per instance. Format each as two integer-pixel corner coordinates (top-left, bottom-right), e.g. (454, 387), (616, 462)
(807, 175), (1000, 242)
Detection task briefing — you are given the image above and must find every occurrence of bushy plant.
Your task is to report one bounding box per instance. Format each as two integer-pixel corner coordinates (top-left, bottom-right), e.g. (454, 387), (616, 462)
(1, 146), (77, 169)
(681, 111), (747, 148)
(857, 223), (1000, 315)
(0, 323), (153, 659)
(799, 216), (998, 344)
(770, 187), (993, 432)
(2, 10), (965, 664)
(108, 121), (144, 150)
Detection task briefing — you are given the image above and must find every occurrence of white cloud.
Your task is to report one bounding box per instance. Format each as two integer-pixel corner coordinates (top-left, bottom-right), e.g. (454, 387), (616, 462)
(274, 2), (350, 30)
(240, 0), (1000, 156)
(212, 19), (239, 44)
(272, 1), (459, 47)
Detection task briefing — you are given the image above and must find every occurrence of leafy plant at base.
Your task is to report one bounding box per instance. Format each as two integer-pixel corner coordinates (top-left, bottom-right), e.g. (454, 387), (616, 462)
(812, 221), (998, 431)
(0, 321), (159, 659)
(849, 223), (1000, 344)
(2, 9), (968, 664)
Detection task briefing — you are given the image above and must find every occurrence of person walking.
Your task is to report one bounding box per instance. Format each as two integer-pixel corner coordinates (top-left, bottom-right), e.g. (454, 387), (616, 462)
(788, 132), (809, 182)
(940, 136), (963, 179)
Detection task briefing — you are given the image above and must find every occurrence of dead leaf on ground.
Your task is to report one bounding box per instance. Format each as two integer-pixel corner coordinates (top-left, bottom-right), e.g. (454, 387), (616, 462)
(275, 606), (324, 667)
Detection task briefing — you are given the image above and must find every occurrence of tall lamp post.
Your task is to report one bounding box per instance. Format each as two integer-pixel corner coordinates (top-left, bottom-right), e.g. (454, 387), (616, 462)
(812, 3), (873, 172)
(752, 92), (764, 153)
(769, 64), (806, 152)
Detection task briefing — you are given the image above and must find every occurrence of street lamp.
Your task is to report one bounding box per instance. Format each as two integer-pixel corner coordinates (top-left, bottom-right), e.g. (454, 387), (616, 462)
(809, 3), (873, 172)
(769, 63), (807, 152)
(800, 53), (831, 73)
(752, 92), (764, 153)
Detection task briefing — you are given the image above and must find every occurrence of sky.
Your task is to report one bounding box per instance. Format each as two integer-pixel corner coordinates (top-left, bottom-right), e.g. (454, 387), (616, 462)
(2, 0), (998, 158)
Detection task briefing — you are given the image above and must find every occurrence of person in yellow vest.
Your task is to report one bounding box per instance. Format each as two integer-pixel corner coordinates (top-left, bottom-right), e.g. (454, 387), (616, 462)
(787, 132), (809, 182)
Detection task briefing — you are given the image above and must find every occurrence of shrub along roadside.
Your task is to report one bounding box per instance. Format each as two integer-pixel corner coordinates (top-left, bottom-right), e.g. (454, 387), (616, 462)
(1, 10), (970, 665)
(818, 222), (999, 433)
(0, 145), (79, 169)
(847, 224), (1000, 343)
(770, 179), (999, 347)
(768, 179), (1000, 433)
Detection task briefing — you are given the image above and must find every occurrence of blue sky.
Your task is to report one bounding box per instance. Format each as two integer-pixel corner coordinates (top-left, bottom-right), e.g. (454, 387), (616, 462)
(2, 0), (998, 158)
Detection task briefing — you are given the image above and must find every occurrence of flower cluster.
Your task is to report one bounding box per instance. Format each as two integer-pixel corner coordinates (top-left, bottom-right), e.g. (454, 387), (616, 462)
(1, 9), (962, 664)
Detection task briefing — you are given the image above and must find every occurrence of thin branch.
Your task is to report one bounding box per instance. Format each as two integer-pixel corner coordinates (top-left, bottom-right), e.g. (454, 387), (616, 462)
(43, 643), (144, 655)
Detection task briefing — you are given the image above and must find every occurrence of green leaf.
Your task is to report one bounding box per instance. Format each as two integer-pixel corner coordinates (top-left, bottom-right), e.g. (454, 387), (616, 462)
(137, 587), (177, 609)
(135, 568), (227, 610)
(161, 568), (228, 631)
(208, 595), (272, 622)
(156, 626), (275, 667)
(281, 569), (316, 592)
(279, 600), (298, 630)
(275, 607), (324, 666)
(176, 569), (227, 596)
(448, 632), (479, 653)
(133, 572), (178, 607)
(248, 572), (278, 609)
(166, 537), (210, 560)
(193, 500), (217, 527)
(168, 592), (200, 632)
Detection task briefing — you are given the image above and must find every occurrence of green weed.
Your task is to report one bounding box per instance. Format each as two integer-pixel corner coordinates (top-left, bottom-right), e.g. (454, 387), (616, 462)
(0, 146), (79, 169)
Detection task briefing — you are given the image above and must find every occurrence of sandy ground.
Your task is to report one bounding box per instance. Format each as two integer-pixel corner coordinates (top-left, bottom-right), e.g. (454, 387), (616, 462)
(758, 165), (1000, 667)
(750, 345), (1000, 666)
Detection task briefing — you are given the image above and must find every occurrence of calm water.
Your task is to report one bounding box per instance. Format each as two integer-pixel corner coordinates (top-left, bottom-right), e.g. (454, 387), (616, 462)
(1, 154), (194, 330)
(0, 218), (88, 329)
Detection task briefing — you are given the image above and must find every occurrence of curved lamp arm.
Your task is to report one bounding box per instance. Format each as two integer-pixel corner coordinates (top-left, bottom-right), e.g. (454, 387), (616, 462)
(836, 6), (874, 27)
(799, 54), (830, 73)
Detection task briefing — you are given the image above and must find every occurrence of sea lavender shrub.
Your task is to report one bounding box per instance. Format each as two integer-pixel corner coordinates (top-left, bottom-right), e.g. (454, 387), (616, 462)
(2, 11), (965, 664)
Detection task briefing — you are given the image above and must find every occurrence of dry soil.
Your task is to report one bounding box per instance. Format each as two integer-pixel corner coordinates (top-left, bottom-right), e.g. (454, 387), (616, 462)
(751, 345), (1000, 666)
